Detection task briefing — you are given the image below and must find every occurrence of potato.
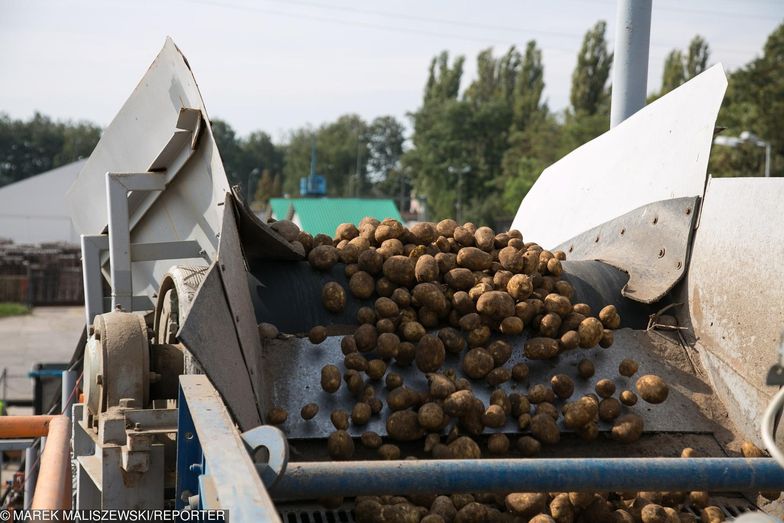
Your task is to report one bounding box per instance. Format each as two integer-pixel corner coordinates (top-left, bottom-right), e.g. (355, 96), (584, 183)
(321, 281), (347, 313)
(563, 397), (598, 429)
(312, 233), (333, 247)
(396, 342), (416, 366)
(359, 431), (383, 450)
(401, 321), (426, 342)
(387, 410), (425, 441)
(378, 238), (404, 258)
(434, 252), (457, 274)
(595, 378), (616, 398)
(524, 337), (560, 360)
(539, 313), (562, 338)
(321, 364), (341, 393)
(444, 390), (476, 417)
(476, 291), (515, 320)
(417, 402), (444, 431)
(352, 402), (372, 425)
(493, 270), (513, 291)
(486, 367), (511, 386)
(577, 421), (599, 442)
(599, 329), (614, 349)
(335, 222), (359, 241)
(568, 492), (595, 509)
(330, 409), (349, 430)
(500, 316), (524, 335)
(345, 371), (364, 397)
(530, 413), (560, 445)
(458, 312), (481, 332)
(410, 221), (437, 244)
(448, 436), (481, 459)
(444, 268), (474, 291)
(517, 435), (541, 456)
(357, 307), (377, 325)
(388, 387), (418, 411)
(578, 317), (603, 348)
(345, 353), (368, 372)
(577, 358), (595, 379)
(536, 402), (559, 421)
(468, 282), (492, 301)
(487, 433), (510, 455)
(327, 430), (354, 460)
(612, 413), (644, 443)
(613, 510), (635, 523)
(689, 491), (709, 508)
(599, 304), (621, 329)
(551, 374), (575, 399)
(498, 246), (526, 273)
(378, 443), (401, 460)
(619, 358), (639, 377)
(390, 287), (412, 308)
(385, 372), (403, 391)
(453, 226), (475, 247)
(741, 441), (766, 458)
(355, 499), (383, 523)
(512, 363), (529, 382)
(636, 375), (669, 404)
(375, 219), (404, 243)
(382, 255), (416, 287)
(308, 325), (327, 344)
(433, 219), (457, 239)
(267, 406), (287, 425)
(505, 492), (547, 518)
(598, 397), (622, 421)
(559, 330), (579, 351)
(437, 327), (465, 355)
(376, 317), (395, 333)
(456, 247), (493, 271)
(258, 322), (279, 339)
(413, 283), (448, 314)
(414, 254), (439, 283)
(560, 312), (586, 334)
(425, 373), (454, 400)
(504, 275), (533, 303)
(641, 504), (668, 523)
(481, 404), (507, 428)
(366, 359), (387, 381)
(544, 293), (572, 316)
(700, 507), (724, 523)
(338, 243), (360, 264)
(528, 384), (555, 404)
(308, 245), (339, 271)
(376, 276), (396, 297)
(546, 257), (563, 276)
(510, 393), (530, 418)
(549, 493), (574, 523)
(355, 324), (378, 352)
(377, 332), (400, 360)
(300, 403), (319, 420)
(415, 334), (446, 373)
(462, 348), (495, 379)
(375, 297), (399, 318)
(358, 249), (384, 275)
(474, 226), (495, 251)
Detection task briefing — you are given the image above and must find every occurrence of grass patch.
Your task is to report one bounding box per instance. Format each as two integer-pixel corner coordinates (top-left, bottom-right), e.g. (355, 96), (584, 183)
(0, 302), (30, 318)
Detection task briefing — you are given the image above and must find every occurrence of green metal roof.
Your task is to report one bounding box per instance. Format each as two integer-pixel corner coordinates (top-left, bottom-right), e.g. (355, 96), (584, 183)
(268, 198), (402, 236)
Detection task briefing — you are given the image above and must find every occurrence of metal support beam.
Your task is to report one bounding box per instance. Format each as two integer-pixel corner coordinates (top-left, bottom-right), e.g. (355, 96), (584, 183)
(105, 172), (166, 311)
(61, 371), (78, 419)
(176, 375), (280, 521)
(270, 458), (784, 500)
(81, 235), (109, 327)
(610, 0), (652, 127)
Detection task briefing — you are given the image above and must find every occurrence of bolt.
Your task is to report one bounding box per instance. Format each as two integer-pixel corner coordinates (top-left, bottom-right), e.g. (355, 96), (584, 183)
(134, 422), (142, 431)
(95, 374), (103, 385)
(189, 463), (202, 474)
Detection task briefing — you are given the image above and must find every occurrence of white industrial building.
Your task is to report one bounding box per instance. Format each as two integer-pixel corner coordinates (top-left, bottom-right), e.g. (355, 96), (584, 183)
(0, 160), (86, 244)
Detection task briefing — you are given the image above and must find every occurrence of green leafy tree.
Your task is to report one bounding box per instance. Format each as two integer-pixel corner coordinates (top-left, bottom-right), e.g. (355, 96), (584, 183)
(686, 35), (710, 79)
(658, 36), (710, 96)
(710, 23), (784, 177)
(661, 50), (686, 94)
(570, 21), (612, 116)
(0, 112), (101, 187)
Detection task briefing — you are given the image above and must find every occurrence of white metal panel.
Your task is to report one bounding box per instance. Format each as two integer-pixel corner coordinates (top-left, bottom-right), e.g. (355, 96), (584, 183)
(512, 64), (727, 249)
(66, 38), (231, 299)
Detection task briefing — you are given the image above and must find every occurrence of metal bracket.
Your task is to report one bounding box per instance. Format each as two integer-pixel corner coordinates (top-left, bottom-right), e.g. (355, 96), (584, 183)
(241, 425), (289, 488)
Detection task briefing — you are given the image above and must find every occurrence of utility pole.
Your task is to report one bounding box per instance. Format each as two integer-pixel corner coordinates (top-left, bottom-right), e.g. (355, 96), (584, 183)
(610, 0), (652, 128)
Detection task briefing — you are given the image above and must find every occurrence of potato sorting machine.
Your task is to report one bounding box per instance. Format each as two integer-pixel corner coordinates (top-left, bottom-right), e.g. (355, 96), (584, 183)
(8, 33), (784, 521)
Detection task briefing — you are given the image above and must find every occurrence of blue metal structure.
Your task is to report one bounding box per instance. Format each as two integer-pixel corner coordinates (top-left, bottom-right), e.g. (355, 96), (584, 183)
(299, 141), (327, 196)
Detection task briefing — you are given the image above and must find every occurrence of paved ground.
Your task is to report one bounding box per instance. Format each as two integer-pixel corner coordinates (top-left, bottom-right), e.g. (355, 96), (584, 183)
(0, 306), (83, 407)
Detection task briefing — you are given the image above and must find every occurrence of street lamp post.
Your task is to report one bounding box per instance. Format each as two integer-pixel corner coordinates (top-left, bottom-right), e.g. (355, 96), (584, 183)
(448, 165), (470, 224)
(714, 132), (772, 177)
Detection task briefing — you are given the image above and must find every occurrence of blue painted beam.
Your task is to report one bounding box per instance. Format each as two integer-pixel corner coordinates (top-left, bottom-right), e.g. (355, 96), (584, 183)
(270, 458), (784, 500)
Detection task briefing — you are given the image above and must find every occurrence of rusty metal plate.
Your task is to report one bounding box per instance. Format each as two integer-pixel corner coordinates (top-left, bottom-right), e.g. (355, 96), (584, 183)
(262, 329), (714, 440)
(556, 197), (699, 304)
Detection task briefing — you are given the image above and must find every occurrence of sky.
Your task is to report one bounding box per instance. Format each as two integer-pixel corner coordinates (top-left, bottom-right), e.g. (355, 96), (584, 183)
(0, 0), (782, 140)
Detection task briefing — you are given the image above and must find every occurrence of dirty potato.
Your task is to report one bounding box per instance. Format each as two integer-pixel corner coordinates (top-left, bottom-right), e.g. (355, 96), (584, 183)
(577, 358), (595, 379)
(505, 492), (548, 518)
(456, 247), (493, 271)
(448, 436), (481, 459)
(378, 443), (401, 460)
(598, 398), (622, 421)
(382, 255), (416, 287)
(360, 431), (383, 449)
(321, 364), (341, 393)
(595, 379), (616, 398)
(267, 407), (288, 425)
(551, 374), (575, 399)
(530, 413), (560, 445)
(619, 358), (639, 377)
(599, 304), (621, 329)
(300, 403), (319, 420)
(418, 402), (445, 431)
(352, 402), (372, 425)
(308, 245), (339, 271)
(500, 316), (524, 335)
(327, 430), (355, 460)
(524, 337), (560, 360)
(517, 435), (541, 456)
(462, 348), (495, 379)
(415, 334), (446, 373)
(308, 325), (328, 344)
(487, 433), (510, 455)
(636, 375), (669, 404)
(387, 410), (425, 441)
(322, 281), (346, 313)
(612, 413), (645, 443)
(507, 274), (533, 300)
(578, 317), (603, 348)
(512, 363), (529, 382)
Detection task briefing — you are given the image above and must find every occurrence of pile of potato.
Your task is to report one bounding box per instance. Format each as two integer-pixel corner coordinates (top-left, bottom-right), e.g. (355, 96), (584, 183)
(258, 217), (709, 521)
